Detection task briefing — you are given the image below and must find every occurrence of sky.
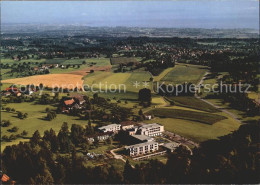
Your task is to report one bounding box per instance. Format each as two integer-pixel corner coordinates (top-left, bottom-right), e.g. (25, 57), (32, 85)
(1, 0), (259, 29)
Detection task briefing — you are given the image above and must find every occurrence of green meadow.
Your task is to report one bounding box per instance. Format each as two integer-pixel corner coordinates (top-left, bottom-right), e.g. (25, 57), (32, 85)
(160, 64), (208, 84)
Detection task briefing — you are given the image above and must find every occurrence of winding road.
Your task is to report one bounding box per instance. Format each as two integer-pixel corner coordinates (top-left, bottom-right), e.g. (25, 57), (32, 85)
(195, 72), (243, 124)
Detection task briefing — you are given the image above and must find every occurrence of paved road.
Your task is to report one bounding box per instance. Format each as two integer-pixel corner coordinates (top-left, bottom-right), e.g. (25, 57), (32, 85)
(110, 148), (135, 168)
(164, 130), (199, 149)
(195, 72), (243, 124)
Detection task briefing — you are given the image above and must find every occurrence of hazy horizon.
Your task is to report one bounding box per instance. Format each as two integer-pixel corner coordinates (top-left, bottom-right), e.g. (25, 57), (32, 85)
(1, 0), (259, 29)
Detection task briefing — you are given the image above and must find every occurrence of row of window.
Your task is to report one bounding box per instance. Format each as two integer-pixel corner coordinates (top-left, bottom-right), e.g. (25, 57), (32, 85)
(130, 145), (158, 153)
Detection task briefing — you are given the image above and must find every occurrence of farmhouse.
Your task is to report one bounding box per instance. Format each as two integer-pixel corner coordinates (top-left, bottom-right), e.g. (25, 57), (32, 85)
(2, 87), (21, 97)
(61, 96), (86, 113)
(98, 124), (121, 133)
(70, 94), (86, 105)
(137, 123), (164, 136)
(163, 142), (180, 153)
(125, 141), (159, 156)
(61, 98), (79, 112)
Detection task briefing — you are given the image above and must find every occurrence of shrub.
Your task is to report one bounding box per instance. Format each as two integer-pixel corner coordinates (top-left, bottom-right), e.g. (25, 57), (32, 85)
(9, 134), (17, 141)
(8, 126), (19, 133)
(5, 107), (11, 112)
(21, 130), (28, 136)
(2, 135), (9, 141)
(46, 111), (57, 121)
(46, 107), (50, 112)
(2, 120), (11, 127)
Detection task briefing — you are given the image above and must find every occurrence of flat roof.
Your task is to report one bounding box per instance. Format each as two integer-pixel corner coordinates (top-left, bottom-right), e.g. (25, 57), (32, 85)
(120, 121), (136, 126)
(125, 141), (158, 149)
(131, 135), (153, 141)
(99, 124), (120, 130)
(163, 142), (180, 150)
(139, 123), (162, 129)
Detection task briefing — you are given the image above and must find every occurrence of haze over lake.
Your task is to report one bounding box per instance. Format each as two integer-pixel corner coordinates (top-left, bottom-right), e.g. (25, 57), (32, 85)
(1, 0), (259, 29)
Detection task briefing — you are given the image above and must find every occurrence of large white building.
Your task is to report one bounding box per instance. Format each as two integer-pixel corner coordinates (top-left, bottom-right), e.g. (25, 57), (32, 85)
(125, 141), (159, 156)
(98, 124), (121, 133)
(137, 123), (164, 136)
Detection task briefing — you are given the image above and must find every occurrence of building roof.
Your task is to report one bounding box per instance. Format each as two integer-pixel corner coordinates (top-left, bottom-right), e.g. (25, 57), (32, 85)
(98, 124), (121, 130)
(131, 135), (154, 142)
(5, 87), (18, 92)
(139, 123), (162, 129)
(125, 141), (158, 149)
(64, 99), (75, 106)
(163, 142), (180, 150)
(70, 94), (85, 102)
(120, 121), (136, 126)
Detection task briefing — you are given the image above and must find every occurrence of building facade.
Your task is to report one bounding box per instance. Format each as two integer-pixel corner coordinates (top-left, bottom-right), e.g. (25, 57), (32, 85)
(125, 141), (159, 156)
(98, 124), (121, 133)
(137, 123), (164, 136)
(120, 121), (135, 131)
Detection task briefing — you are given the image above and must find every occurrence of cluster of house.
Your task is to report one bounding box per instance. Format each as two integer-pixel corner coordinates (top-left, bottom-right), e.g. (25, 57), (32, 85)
(33, 64), (65, 73)
(61, 95), (86, 113)
(2, 86), (35, 97)
(97, 121), (180, 157)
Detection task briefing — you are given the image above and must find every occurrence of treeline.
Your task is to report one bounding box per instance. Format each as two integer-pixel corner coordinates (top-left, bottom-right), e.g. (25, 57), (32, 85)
(210, 91), (260, 116)
(2, 121), (259, 184)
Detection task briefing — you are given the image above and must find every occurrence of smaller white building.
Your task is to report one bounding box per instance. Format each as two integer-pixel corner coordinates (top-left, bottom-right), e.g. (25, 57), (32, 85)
(98, 124), (121, 133)
(137, 123), (164, 136)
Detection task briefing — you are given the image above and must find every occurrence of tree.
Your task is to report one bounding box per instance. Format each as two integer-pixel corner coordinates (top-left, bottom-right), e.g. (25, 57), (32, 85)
(93, 136), (99, 147)
(2, 120), (11, 127)
(43, 128), (59, 152)
(106, 137), (112, 145)
(8, 126), (19, 133)
(70, 124), (85, 146)
(21, 130), (28, 136)
(30, 130), (41, 146)
(58, 122), (72, 153)
(46, 111), (56, 121)
(138, 109), (144, 116)
(123, 160), (134, 183)
(107, 166), (123, 184)
(138, 88), (152, 103)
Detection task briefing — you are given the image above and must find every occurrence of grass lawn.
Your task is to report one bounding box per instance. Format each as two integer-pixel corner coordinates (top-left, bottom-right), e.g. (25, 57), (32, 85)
(0, 58), (46, 64)
(125, 153), (169, 166)
(110, 57), (138, 65)
(248, 92), (259, 102)
(0, 83), (13, 91)
(85, 58), (111, 66)
(206, 99), (260, 123)
(87, 143), (116, 154)
(83, 158), (126, 172)
(148, 107), (227, 125)
(84, 71), (152, 93)
(1, 102), (92, 150)
(160, 64), (208, 84)
(49, 64), (89, 74)
(165, 96), (220, 113)
(153, 67), (175, 82)
(144, 113), (240, 143)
